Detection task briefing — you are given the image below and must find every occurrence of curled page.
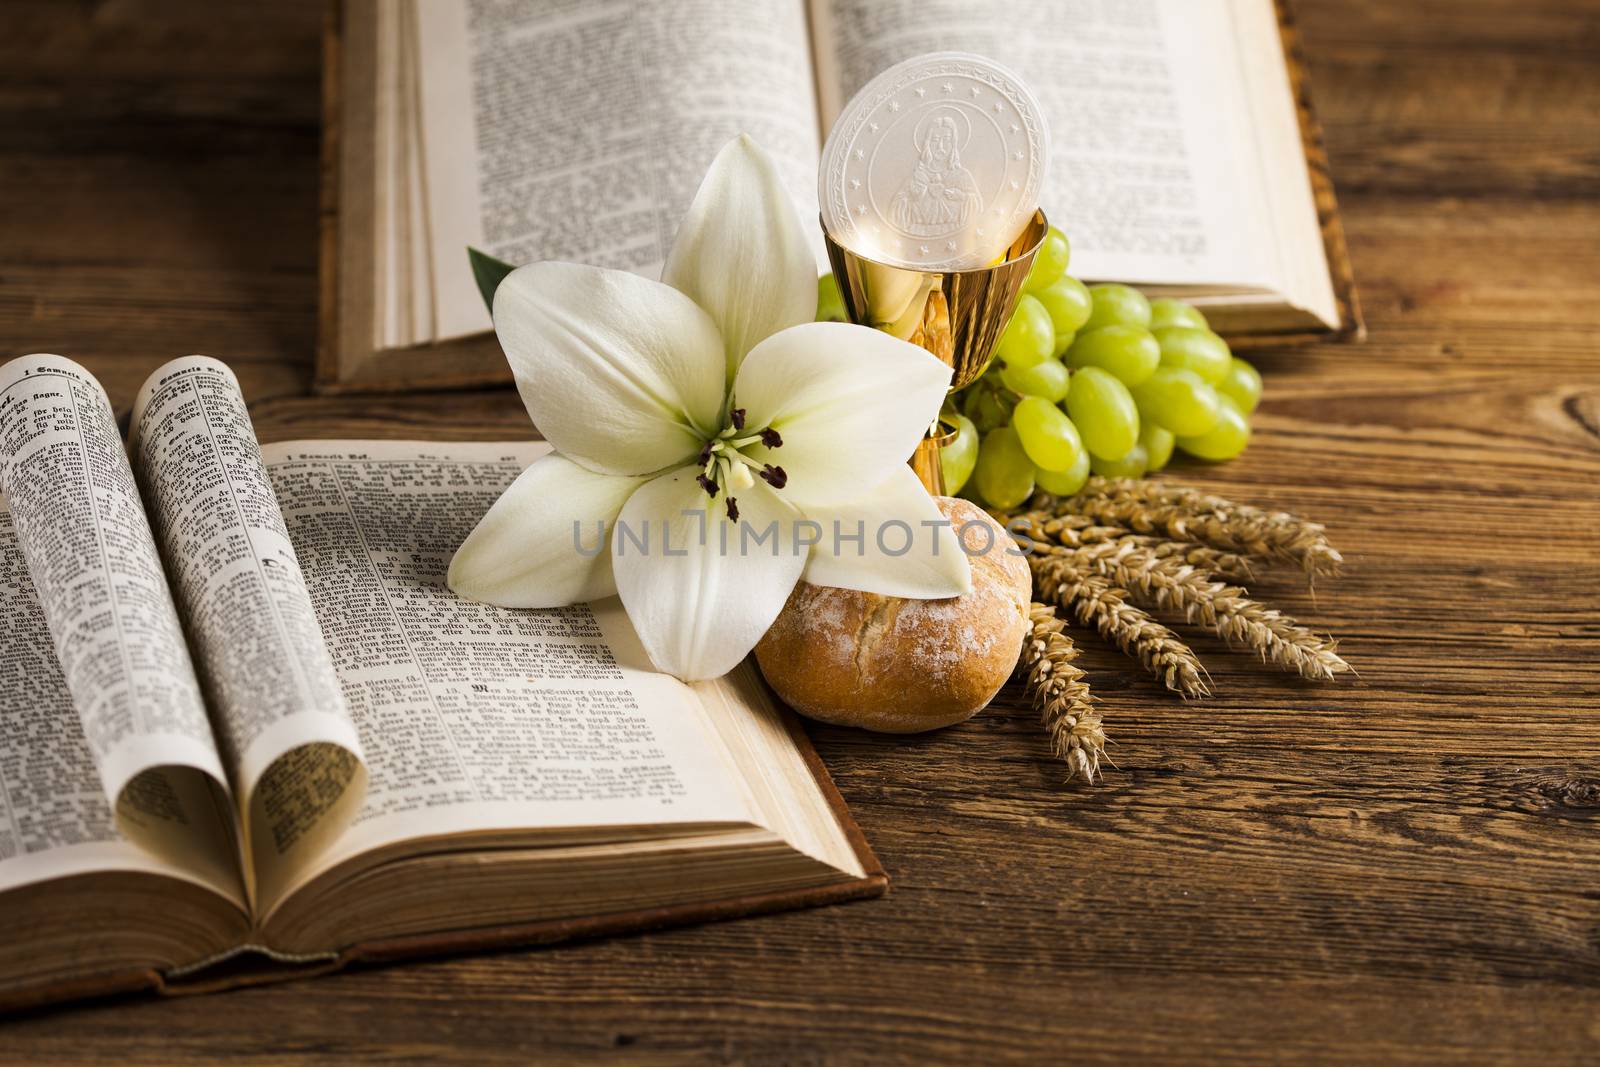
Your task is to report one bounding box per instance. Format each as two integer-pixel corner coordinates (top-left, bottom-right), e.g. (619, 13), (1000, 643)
(258, 440), (750, 917)
(0, 354), (235, 875)
(129, 357), (367, 908)
(0, 497), (245, 904)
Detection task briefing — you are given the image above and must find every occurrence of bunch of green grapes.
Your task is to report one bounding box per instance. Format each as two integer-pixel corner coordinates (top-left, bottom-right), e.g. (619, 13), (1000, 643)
(938, 228), (1263, 508)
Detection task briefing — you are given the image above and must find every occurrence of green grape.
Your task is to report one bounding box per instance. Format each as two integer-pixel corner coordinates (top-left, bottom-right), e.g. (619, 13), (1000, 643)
(1083, 283), (1152, 331)
(816, 273), (847, 323)
(1000, 357), (1070, 403)
(1140, 421), (1175, 472)
(1219, 356), (1263, 414)
(1022, 226), (1071, 292)
(1036, 276), (1094, 337)
(1177, 395), (1251, 461)
(1066, 325), (1161, 387)
(1052, 329), (1076, 359)
(1131, 367), (1222, 437)
(1035, 446), (1090, 496)
(1149, 297), (1208, 332)
(994, 293), (1054, 370)
(940, 413), (979, 495)
(1012, 395), (1085, 472)
(1154, 326), (1231, 384)
(1064, 366), (1140, 460)
(1090, 443), (1148, 480)
(961, 380), (1013, 433)
(973, 425), (1036, 509)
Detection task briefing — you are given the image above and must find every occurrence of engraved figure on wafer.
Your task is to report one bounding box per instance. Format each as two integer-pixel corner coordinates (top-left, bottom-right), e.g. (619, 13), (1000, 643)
(891, 109), (982, 237)
(819, 52), (1047, 271)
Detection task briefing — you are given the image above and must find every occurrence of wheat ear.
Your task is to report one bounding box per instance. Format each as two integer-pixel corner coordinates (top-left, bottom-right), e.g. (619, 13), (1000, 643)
(1017, 603), (1105, 782)
(1032, 554), (1210, 699)
(1079, 477), (1343, 578)
(1002, 508), (1124, 550)
(1075, 540), (1352, 682)
(1002, 509), (1256, 585)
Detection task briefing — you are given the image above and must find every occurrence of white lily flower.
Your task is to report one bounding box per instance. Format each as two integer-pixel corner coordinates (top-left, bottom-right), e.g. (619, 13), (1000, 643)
(449, 135), (971, 681)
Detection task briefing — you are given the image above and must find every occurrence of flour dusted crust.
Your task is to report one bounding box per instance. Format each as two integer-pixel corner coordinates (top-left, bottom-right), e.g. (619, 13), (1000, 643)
(755, 498), (1030, 733)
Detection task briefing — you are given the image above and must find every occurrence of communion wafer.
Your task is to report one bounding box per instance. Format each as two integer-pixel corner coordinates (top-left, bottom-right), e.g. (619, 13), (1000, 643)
(819, 51), (1048, 272)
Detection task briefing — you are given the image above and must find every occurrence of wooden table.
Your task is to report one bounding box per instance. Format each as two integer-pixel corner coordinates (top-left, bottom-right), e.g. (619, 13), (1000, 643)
(3, 1), (1598, 1062)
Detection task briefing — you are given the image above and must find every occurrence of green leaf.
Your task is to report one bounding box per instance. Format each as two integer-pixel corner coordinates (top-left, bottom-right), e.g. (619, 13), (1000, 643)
(468, 247), (517, 316)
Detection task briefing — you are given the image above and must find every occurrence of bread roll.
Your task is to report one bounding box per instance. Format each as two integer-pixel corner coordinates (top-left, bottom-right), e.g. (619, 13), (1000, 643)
(755, 497), (1030, 732)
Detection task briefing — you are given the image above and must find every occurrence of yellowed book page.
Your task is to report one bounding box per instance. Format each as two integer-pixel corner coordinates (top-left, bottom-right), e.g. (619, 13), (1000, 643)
(810, 0), (1284, 291)
(129, 356), (368, 910)
(0, 355), (238, 891)
(258, 439), (754, 917)
(696, 664), (866, 878)
(400, 0), (436, 346)
(412, 0), (824, 344)
(373, 0), (404, 349)
(1225, 0), (1339, 327)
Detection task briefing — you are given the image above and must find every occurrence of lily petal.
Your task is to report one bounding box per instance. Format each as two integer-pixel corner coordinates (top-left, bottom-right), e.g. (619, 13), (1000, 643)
(494, 262), (728, 476)
(663, 135), (817, 380)
(612, 468), (804, 681)
(732, 321), (953, 504)
(448, 453), (648, 607)
(800, 464), (972, 599)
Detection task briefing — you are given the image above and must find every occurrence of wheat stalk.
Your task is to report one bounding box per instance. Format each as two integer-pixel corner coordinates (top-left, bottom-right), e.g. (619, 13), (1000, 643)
(1004, 508), (1256, 585)
(1075, 539), (1352, 682)
(1078, 477), (1343, 578)
(1004, 508), (1123, 550)
(994, 481), (1352, 780)
(1138, 538), (1256, 584)
(1032, 554), (1210, 699)
(1070, 486), (1272, 561)
(1017, 603), (1104, 781)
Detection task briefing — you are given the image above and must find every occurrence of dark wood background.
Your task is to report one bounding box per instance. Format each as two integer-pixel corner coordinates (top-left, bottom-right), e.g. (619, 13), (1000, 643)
(3, 0), (1598, 1062)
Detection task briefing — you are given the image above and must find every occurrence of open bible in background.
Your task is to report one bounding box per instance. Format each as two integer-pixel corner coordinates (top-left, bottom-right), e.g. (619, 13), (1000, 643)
(319, 0), (1360, 393)
(0, 354), (881, 1013)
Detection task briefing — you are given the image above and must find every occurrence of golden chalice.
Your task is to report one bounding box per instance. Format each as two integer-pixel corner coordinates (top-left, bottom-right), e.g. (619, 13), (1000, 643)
(822, 209), (1049, 494)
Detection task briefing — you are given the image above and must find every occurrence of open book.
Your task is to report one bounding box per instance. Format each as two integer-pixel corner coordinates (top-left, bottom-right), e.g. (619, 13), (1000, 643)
(320, 0), (1358, 392)
(0, 354), (881, 1013)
